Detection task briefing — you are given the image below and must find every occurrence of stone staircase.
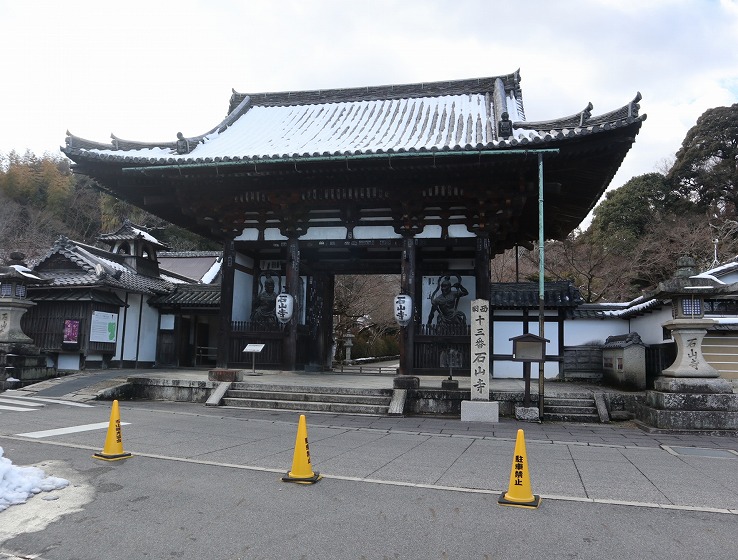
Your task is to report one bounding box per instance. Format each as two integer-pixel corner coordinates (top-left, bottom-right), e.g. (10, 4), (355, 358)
(219, 382), (393, 415)
(543, 394), (602, 423)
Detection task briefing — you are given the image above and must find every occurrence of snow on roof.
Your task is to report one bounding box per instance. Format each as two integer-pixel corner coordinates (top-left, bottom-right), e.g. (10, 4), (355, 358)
(131, 227), (159, 244)
(602, 298), (664, 318)
(86, 94), (497, 161)
(692, 273), (726, 284)
(9, 264), (45, 281)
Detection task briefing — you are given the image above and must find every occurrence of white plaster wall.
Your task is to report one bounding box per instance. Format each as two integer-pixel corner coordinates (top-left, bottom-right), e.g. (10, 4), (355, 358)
(715, 270), (738, 283)
(232, 253), (255, 321)
(114, 292), (128, 361)
(629, 307), (673, 345)
(565, 318), (628, 346)
(137, 302), (159, 361)
(114, 292), (159, 362)
(57, 353), (81, 370)
(233, 269), (253, 321)
(491, 312), (560, 378)
(120, 293), (143, 362)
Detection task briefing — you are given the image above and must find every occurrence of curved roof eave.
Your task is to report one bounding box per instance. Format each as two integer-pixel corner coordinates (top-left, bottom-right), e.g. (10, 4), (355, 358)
(62, 111), (645, 171)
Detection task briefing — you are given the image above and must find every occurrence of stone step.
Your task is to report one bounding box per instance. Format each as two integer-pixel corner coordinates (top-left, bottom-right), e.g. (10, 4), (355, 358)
(221, 397), (389, 415)
(220, 383), (392, 415)
(229, 382), (392, 397)
(544, 397), (596, 407)
(226, 389), (391, 406)
(545, 405), (598, 415)
(544, 396), (601, 423)
(544, 412), (601, 423)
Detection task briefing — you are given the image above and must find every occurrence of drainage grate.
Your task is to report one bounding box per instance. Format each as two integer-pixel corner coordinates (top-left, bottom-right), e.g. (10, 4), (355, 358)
(662, 445), (738, 459)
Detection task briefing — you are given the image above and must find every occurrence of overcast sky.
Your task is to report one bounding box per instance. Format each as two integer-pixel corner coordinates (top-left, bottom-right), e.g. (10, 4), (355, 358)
(1, 0), (737, 203)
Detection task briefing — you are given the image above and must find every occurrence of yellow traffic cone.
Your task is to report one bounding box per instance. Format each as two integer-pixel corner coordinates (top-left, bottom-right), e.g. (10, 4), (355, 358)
(93, 400), (132, 461)
(282, 414), (321, 484)
(498, 428), (540, 508)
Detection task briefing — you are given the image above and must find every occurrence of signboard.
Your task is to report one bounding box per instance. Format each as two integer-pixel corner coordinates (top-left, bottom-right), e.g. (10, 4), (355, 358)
(470, 299), (490, 400)
(243, 343), (266, 353)
(63, 319), (80, 344)
(160, 314), (175, 330)
(90, 311), (118, 343)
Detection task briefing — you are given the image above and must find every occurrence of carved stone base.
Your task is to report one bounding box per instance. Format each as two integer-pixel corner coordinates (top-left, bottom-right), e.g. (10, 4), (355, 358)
(461, 400), (499, 423)
(1, 346), (52, 388)
(653, 377), (734, 394)
(636, 376), (738, 432)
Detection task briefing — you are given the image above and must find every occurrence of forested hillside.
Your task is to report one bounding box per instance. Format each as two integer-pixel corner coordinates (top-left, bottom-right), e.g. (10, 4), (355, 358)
(492, 103), (738, 302)
(0, 151), (218, 265)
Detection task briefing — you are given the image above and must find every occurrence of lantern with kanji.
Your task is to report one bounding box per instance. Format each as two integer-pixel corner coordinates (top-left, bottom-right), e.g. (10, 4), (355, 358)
(394, 294), (412, 327)
(275, 293), (294, 324)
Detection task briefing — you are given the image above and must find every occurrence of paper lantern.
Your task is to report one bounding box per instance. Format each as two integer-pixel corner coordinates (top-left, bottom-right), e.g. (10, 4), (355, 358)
(276, 293), (294, 324)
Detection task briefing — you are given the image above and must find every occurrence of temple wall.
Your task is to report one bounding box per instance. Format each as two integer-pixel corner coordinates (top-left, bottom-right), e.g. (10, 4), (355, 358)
(565, 318), (628, 346)
(490, 311), (561, 378)
(115, 293), (158, 362)
(629, 308), (672, 345)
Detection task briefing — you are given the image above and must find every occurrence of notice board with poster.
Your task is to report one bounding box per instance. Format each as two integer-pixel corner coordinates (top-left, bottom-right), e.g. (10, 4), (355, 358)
(90, 311), (118, 343)
(62, 319), (80, 350)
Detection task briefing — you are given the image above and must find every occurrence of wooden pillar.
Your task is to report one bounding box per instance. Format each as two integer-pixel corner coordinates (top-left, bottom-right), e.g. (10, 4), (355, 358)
(322, 274), (335, 370)
(306, 272), (334, 371)
(399, 234), (416, 374)
(284, 235), (300, 371)
(475, 233), (491, 300)
(216, 239), (235, 368)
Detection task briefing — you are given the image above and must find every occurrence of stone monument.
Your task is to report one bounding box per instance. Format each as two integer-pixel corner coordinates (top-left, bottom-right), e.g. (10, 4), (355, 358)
(636, 256), (738, 433)
(0, 253), (53, 389)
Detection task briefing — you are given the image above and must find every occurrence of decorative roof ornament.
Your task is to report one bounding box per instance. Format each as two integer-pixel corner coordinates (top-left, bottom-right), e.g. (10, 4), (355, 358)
(498, 112), (513, 139)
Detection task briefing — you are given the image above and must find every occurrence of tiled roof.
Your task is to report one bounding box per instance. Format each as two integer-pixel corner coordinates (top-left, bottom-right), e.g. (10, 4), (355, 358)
(570, 298), (667, 320)
(488, 282), (583, 309)
(33, 237), (174, 295)
(149, 284), (221, 308)
(62, 72), (645, 166)
(98, 219), (170, 251)
(28, 288), (127, 306)
(571, 304), (624, 319)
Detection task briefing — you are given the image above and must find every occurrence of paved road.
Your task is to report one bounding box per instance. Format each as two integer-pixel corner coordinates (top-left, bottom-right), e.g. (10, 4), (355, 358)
(1, 371), (737, 558)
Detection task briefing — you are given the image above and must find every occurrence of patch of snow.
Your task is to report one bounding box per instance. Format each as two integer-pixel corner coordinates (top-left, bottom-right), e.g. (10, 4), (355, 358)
(0, 446), (69, 512)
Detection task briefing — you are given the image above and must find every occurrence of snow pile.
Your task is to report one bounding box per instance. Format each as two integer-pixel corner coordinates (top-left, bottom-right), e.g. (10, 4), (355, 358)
(0, 446), (69, 511)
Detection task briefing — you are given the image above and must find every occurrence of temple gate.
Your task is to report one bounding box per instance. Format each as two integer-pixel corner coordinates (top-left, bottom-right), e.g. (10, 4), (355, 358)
(62, 71), (645, 374)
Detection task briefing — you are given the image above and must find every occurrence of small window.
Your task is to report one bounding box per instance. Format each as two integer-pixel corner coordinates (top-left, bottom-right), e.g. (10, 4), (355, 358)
(1, 283), (11, 297)
(15, 284), (26, 298)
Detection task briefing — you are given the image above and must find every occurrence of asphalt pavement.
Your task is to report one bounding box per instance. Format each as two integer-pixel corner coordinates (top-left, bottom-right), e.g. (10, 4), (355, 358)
(2, 367), (738, 515)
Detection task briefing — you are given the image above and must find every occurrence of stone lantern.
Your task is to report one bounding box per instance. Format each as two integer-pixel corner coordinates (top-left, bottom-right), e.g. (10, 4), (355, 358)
(0, 252), (52, 388)
(343, 333), (355, 363)
(636, 256), (738, 432)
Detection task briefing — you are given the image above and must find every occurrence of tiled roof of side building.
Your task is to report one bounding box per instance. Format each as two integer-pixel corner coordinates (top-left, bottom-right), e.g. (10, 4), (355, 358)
(33, 237), (175, 295)
(489, 281), (583, 309)
(149, 284), (221, 308)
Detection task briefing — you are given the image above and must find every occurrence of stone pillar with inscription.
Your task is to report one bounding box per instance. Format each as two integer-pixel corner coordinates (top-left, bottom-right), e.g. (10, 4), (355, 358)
(461, 299), (498, 422)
